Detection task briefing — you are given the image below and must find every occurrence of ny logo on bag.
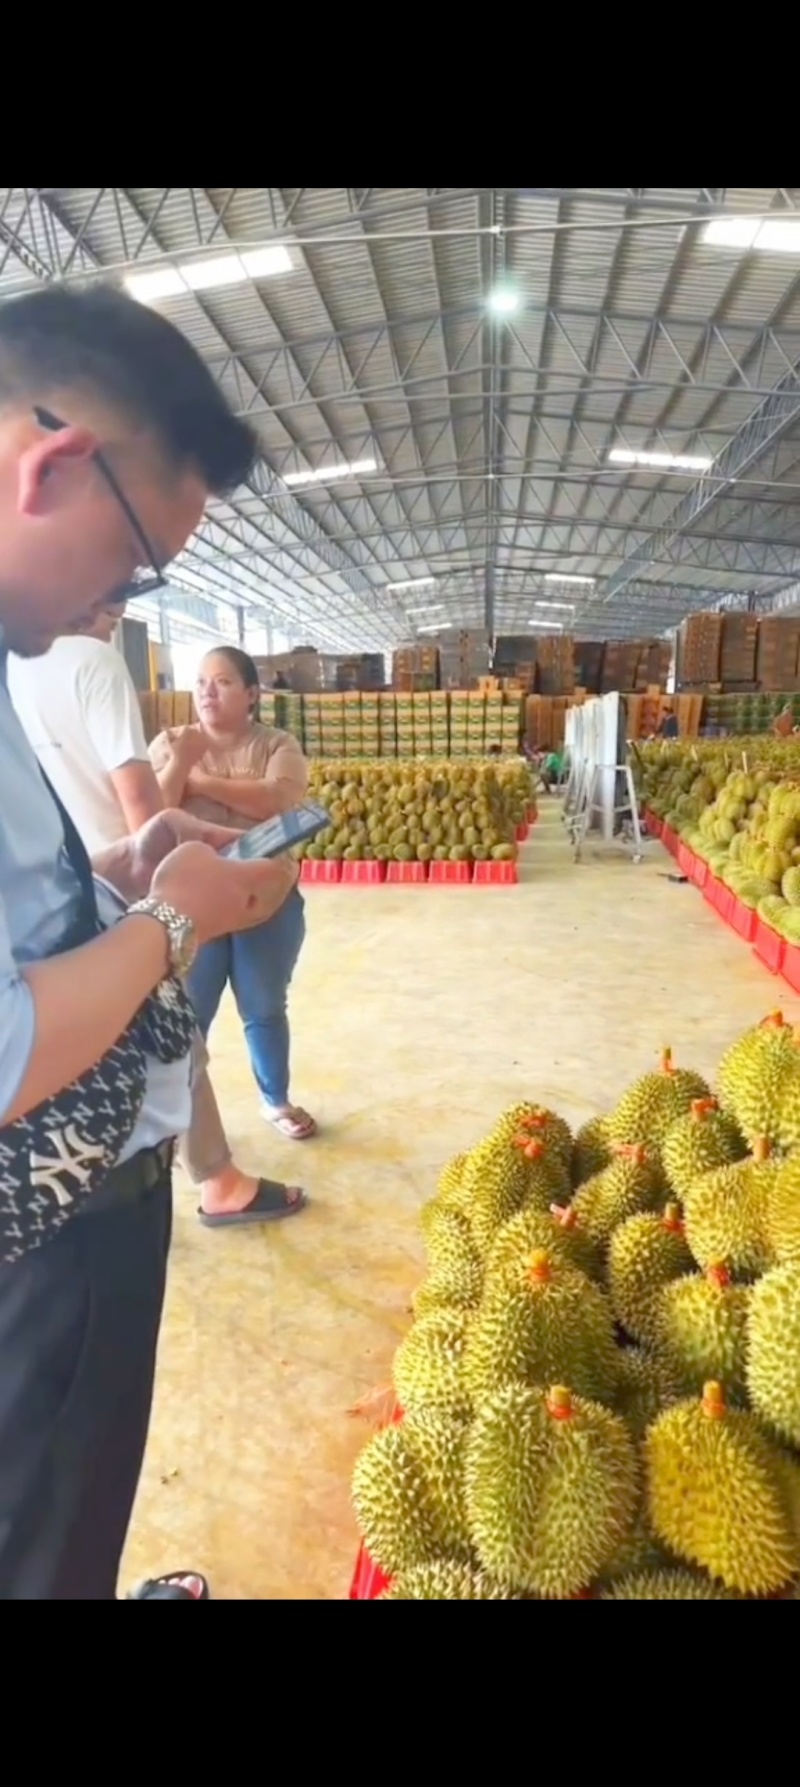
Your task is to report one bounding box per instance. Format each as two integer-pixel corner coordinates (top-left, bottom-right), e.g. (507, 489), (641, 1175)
(29, 1125), (107, 1207)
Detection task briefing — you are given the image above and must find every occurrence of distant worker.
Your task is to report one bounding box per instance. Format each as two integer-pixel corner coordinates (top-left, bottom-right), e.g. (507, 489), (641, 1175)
(655, 703), (679, 740)
(271, 670), (289, 690)
(773, 703), (797, 738)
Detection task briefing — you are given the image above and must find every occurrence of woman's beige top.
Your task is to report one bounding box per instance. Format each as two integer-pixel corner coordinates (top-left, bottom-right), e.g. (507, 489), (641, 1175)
(149, 721), (308, 920)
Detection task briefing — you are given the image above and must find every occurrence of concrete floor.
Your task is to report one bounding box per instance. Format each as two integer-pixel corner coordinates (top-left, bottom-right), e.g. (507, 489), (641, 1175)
(121, 803), (800, 1599)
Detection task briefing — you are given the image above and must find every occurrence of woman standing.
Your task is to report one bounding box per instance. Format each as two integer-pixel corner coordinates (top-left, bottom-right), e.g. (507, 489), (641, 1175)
(150, 647), (317, 1168)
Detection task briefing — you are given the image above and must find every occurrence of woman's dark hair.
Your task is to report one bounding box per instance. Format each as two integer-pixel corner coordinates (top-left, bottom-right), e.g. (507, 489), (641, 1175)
(205, 646), (262, 719)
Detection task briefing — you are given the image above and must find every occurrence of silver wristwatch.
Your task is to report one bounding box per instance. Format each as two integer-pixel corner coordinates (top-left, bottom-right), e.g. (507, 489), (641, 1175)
(128, 897), (198, 978)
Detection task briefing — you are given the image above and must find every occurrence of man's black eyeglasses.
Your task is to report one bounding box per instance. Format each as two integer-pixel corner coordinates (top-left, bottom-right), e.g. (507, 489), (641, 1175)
(34, 405), (167, 601)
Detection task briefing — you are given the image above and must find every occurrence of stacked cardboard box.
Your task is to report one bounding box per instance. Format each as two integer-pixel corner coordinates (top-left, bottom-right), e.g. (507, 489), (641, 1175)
(718, 613), (759, 687)
(677, 614), (724, 684)
(431, 692), (450, 755)
(391, 644), (439, 691)
(378, 693), (396, 756)
(756, 617), (800, 692)
(573, 642), (605, 694)
(437, 629), (492, 690)
(534, 634), (575, 696)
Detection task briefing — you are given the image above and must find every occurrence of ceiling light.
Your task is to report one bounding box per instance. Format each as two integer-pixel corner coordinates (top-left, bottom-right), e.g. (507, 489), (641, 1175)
(389, 577), (437, 593)
(528, 619), (563, 631)
(544, 573), (595, 586)
(416, 623), (443, 634)
(608, 448), (714, 473)
(534, 600), (574, 612)
(283, 457), (377, 488)
(407, 605), (444, 617)
(702, 216), (800, 254)
(488, 286), (520, 315)
(125, 245), (293, 304)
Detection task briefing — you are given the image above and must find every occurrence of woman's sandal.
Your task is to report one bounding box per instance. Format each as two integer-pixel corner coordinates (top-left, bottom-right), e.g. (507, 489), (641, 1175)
(127, 1572), (210, 1600)
(198, 1178), (308, 1227)
(264, 1105), (318, 1141)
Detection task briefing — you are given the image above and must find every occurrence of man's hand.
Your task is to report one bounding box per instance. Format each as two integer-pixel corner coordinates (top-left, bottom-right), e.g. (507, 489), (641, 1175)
(93, 809), (243, 902)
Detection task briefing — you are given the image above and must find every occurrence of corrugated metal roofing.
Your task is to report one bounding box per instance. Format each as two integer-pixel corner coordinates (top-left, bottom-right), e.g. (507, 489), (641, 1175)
(1, 186), (800, 643)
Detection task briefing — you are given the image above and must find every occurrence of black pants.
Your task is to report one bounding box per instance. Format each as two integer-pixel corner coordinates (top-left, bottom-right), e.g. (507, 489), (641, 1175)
(0, 1161), (172, 1600)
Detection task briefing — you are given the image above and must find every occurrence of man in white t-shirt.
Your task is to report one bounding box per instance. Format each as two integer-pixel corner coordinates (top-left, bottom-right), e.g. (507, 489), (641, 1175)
(9, 610), (300, 1226)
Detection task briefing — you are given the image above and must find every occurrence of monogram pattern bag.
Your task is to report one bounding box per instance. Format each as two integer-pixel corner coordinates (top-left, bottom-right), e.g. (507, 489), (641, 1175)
(0, 783), (196, 1264)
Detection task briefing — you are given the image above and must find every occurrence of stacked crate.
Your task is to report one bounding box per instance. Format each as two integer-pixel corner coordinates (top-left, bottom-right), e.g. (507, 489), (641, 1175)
(677, 614), (723, 685)
(437, 629), (492, 690)
(719, 613), (759, 688)
(378, 693), (396, 757)
(573, 641), (605, 695)
(411, 693), (433, 756)
(274, 692), (305, 745)
(391, 644), (439, 691)
(534, 634), (575, 696)
(361, 692), (381, 756)
(756, 617), (800, 692)
(431, 692), (450, 755)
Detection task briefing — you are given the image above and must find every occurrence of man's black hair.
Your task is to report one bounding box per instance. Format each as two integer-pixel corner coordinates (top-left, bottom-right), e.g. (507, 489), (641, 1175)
(0, 283), (258, 495)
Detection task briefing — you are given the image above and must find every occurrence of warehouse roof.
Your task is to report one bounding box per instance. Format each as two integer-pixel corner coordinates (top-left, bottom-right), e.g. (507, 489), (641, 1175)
(2, 187), (800, 647)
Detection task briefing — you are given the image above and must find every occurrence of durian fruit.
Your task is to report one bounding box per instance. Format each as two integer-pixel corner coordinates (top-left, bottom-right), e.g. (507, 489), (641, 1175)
(600, 1569), (731, 1600)
(656, 1265), (751, 1399)
(764, 1155), (800, 1265)
(661, 1098), (746, 1198)
(716, 1009), (800, 1149)
(746, 1262), (800, 1448)
(682, 1140), (777, 1278)
(486, 1200), (601, 1285)
(571, 1144), (662, 1248)
(456, 1138), (536, 1254)
(595, 1494), (668, 1583)
(492, 1100), (575, 1172)
(613, 1345), (683, 1439)
(392, 1307), (471, 1417)
(607, 1049), (712, 1151)
(352, 1410), (470, 1578)
(466, 1382), (639, 1598)
(412, 1252), (484, 1319)
(381, 1560), (523, 1600)
(571, 1115), (614, 1188)
(436, 1152), (468, 1202)
(512, 1134), (571, 1207)
(607, 1204), (693, 1345)
(462, 1249), (618, 1408)
(645, 1381), (800, 1596)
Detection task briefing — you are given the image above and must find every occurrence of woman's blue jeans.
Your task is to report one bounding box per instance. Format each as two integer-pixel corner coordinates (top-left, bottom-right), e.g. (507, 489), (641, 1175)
(187, 888), (306, 1110)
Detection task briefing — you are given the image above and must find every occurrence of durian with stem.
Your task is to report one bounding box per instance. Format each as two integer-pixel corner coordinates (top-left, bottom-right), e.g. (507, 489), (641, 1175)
(392, 1307), (471, 1418)
(645, 1380), (800, 1597)
(487, 1200), (601, 1285)
(511, 1133), (571, 1206)
(764, 1156), (800, 1266)
(463, 1249), (618, 1408)
(494, 1103), (573, 1172)
(571, 1143), (662, 1249)
(661, 1097), (746, 1199)
(352, 1408), (471, 1577)
(682, 1137), (777, 1279)
(608, 1048), (712, 1151)
(571, 1115), (614, 1188)
(607, 1203), (693, 1345)
(717, 1009), (800, 1151)
(466, 1382), (639, 1598)
(655, 1264), (752, 1400)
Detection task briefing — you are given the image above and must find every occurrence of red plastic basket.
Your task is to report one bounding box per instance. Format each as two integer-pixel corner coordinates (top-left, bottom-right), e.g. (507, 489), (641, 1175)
(691, 854), (708, 889)
(527, 806), (538, 825)
(340, 861), (387, 885)
(386, 861), (429, 884)
(516, 823), (530, 842)
(428, 860), (472, 885)
(661, 824), (678, 857)
(676, 840), (693, 877)
(645, 810), (663, 839)
(716, 882), (736, 927)
(782, 943), (800, 994)
(472, 860), (519, 885)
(753, 919), (785, 975)
(703, 873), (723, 910)
(728, 896), (757, 943)
(300, 859), (341, 884)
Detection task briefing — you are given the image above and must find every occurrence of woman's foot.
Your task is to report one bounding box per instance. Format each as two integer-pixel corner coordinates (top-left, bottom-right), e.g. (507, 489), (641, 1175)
(127, 1571), (209, 1600)
(198, 1165), (306, 1227)
(263, 1103), (318, 1141)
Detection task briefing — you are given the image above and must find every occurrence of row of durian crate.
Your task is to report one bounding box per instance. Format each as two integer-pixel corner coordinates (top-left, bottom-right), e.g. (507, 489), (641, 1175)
(637, 737), (800, 949)
(299, 757), (532, 864)
(351, 1016), (800, 1599)
(264, 690), (523, 759)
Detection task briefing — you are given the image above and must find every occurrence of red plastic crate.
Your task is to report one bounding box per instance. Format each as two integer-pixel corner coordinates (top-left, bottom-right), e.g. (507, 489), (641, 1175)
(782, 944), (800, 994)
(703, 873), (723, 910)
(691, 854), (708, 889)
(349, 1544), (390, 1601)
(516, 823), (530, 842)
(645, 810), (663, 839)
(473, 860), (519, 885)
(428, 860), (472, 885)
(386, 861), (428, 884)
(728, 896), (757, 943)
(300, 859), (341, 885)
(340, 860), (387, 885)
(753, 919), (785, 975)
(527, 806), (538, 823)
(676, 841), (693, 877)
(716, 882), (736, 927)
(661, 824), (678, 857)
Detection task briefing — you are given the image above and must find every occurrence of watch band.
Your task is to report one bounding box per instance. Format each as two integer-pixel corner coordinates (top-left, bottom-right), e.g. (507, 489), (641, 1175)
(128, 896), (197, 978)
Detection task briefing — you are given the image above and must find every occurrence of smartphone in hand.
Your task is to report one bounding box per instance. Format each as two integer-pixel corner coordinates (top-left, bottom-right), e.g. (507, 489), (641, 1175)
(220, 803), (330, 863)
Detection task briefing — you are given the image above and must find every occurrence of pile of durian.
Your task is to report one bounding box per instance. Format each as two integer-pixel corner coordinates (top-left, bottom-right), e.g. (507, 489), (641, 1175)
(301, 758), (531, 864)
(352, 1014), (800, 1599)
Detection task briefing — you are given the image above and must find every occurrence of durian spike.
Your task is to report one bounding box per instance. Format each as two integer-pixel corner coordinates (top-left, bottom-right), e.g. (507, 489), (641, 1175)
(752, 1136), (772, 1164)
(690, 1097), (719, 1119)
(706, 1262), (731, 1291)
(701, 1380), (726, 1420)
(550, 1202), (577, 1230)
(526, 1249), (553, 1285)
(662, 1202), (684, 1234)
(546, 1384), (575, 1421)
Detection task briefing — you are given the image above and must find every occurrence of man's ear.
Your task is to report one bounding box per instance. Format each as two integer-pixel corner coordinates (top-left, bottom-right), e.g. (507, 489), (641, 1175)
(16, 425), (99, 516)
